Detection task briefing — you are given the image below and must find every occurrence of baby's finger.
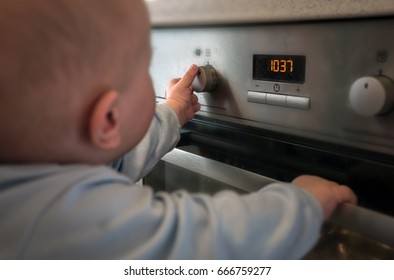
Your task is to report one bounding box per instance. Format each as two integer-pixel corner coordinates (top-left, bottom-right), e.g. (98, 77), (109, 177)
(168, 78), (181, 86)
(192, 102), (201, 113)
(177, 64), (199, 89)
(191, 94), (199, 104)
(337, 185), (358, 204)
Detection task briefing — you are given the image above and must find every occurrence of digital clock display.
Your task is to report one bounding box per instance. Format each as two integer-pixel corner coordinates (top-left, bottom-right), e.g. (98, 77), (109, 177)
(253, 54), (306, 84)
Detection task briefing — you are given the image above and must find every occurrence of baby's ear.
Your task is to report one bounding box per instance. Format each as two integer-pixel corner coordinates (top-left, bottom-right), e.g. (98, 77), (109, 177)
(89, 90), (121, 149)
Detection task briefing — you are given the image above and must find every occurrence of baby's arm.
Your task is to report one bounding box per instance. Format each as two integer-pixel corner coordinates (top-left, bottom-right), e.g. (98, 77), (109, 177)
(110, 66), (200, 181)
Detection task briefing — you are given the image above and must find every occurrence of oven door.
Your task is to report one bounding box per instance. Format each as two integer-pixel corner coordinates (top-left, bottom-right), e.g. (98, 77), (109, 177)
(144, 117), (394, 259)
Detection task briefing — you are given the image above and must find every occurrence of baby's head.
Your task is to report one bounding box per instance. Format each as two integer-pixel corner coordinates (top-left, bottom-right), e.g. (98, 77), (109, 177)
(0, 0), (154, 164)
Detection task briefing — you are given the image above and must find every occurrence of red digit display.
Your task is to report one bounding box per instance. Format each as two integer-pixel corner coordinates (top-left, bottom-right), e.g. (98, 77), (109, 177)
(253, 54), (306, 84)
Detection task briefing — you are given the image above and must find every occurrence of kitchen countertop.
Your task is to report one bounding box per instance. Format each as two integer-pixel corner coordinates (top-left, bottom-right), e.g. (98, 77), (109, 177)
(145, 0), (394, 26)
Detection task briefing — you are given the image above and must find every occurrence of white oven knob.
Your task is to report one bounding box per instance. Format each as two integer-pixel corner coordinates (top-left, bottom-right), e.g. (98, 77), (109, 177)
(349, 76), (394, 116)
(192, 65), (218, 93)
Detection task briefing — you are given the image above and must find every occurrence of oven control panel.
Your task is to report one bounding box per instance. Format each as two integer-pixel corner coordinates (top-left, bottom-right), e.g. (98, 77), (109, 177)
(150, 18), (394, 156)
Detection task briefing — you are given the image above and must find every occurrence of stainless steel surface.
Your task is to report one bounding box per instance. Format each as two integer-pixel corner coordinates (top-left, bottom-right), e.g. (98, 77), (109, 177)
(330, 203), (394, 248)
(151, 18), (394, 156)
(161, 148), (275, 193)
(304, 223), (394, 259)
(146, 0), (394, 26)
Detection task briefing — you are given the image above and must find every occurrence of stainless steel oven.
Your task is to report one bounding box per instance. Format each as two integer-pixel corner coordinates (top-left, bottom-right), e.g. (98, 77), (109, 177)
(144, 0), (394, 259)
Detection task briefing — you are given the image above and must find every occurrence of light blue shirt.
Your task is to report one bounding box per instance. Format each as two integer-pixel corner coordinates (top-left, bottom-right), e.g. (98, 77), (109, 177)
(0, 103), (323, 259)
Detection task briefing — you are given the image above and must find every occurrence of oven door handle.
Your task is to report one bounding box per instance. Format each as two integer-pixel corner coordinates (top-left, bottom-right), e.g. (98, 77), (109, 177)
(330, 203), (394, 247)
(162, 148), (276, 193)
(162, 148), (394, 247)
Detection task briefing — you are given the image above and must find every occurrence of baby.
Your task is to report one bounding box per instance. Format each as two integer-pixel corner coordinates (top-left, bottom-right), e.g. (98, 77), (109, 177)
(0, 0), (356, 259)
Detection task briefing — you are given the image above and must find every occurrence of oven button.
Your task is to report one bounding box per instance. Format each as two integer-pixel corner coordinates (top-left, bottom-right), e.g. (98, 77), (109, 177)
(192, 65), (218, 93)
(349, 76), (394, 116)
(247, 91), (267, 104)
(286, 96), (310, 110)
(266, 93), (286, 106)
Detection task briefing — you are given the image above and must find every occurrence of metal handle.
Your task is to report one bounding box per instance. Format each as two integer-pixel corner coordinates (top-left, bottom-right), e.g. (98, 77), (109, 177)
(161, 148), (275, 192)
(162, 148), (394, 247)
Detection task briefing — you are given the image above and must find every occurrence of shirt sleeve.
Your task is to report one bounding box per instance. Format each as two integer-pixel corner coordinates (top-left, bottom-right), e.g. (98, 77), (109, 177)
(109, 102), (181, 183)
(21, 166), (323, 260)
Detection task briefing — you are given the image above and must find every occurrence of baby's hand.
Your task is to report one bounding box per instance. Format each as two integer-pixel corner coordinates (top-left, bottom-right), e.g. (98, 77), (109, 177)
(292, 175), (357, 220)
(165, 65), (201, 126)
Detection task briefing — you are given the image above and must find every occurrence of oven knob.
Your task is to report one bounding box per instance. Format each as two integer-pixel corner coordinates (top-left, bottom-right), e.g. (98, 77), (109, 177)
(349, 76), (394, 116)
(192, 65), (218, 93)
